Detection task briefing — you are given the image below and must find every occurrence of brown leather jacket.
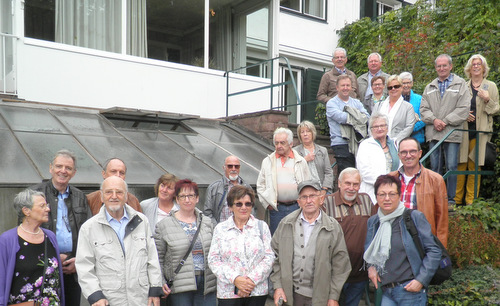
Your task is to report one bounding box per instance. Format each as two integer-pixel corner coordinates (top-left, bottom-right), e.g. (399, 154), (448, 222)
(86, 190), (142, 215)
(390, 165), (448, 247)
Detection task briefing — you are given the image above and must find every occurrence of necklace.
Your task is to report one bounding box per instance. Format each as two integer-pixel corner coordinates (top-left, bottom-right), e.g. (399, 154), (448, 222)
(20, 224), (41, 235)
(471, 81), (482, 89)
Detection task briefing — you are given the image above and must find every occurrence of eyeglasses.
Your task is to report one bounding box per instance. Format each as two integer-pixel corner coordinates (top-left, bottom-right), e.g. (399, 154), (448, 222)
(274, 141), (288, 146)
(34, 203), (50, 209)
(399, 150), (419, 156)
(471, 63), (482, 67)
(370, 124), (387, 130)
(103, 190), (125, 197)
(177, 194), (197, 200)
(372, 83), (384, 87)
(226, 164), (240, 169)
(334, 56), (346, 60)
(234, 202), (253, 208)
(376, 192), (399, 199)
(298, 194), (320, 201)
(387, 85), (402, 90)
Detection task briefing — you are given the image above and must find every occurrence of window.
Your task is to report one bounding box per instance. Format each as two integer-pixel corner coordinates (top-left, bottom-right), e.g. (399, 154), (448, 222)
(280, 0), (325, 19)
(377, 2), (394, 15)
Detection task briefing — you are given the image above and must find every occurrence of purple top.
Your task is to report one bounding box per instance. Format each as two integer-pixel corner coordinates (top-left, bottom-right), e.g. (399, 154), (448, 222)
(0, 227), (65, 306)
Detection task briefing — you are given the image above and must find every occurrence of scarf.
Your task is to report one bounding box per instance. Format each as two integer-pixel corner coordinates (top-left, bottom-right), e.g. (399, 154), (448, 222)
(363, 202), (405, 273)
(375, 136), (399, 171)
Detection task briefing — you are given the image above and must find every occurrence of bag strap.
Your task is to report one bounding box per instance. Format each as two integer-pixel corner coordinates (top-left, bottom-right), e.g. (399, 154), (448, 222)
(174, 213), (203, 274)
(403, 208), (425, 259)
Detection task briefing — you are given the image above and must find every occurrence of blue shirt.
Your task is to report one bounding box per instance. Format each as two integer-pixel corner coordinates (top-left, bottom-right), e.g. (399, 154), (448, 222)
(105, 208), (130, 252)
(56, 187), (72, 253)
(326, 95), (370, 146)
(438, 73), (454, 98)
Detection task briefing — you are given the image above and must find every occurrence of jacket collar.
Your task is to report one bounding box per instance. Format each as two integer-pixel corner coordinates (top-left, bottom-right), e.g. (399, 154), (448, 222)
(282, 209), (335, 232)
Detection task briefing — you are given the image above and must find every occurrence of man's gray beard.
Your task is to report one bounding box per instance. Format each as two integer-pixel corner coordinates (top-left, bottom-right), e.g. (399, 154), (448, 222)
(343, 193), (357, 202)
(228, 175), (238, 181)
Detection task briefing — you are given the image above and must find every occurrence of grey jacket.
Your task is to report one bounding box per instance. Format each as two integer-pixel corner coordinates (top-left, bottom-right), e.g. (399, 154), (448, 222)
(203, 176), (251, 225)
(154, 209), (216, 295)
(294, 144), (334, 191)
(140, 197), (179, 232)
(75, 205), (163, 305)
(372, 97), (417, 144)
(420, 74), (471, 143)
(270, 209), (351, 305)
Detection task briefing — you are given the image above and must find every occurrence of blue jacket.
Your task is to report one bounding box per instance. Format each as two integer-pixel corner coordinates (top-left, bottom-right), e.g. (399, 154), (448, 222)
(408, 90), (425, 143)
(364, 209), (441, 287)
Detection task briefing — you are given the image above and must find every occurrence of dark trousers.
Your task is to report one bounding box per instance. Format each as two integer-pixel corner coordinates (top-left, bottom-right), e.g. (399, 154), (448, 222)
(293, 292), (312, 306)
(331, 144), (355, 176)
(64, 273), (81, 306)
(218, 295), (267, 306)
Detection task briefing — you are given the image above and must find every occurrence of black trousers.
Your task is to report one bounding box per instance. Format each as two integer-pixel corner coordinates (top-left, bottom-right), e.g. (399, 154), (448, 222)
(64, 273), (81, 306)
(217, 295), (267, 306)
(331, 144), (356, 175)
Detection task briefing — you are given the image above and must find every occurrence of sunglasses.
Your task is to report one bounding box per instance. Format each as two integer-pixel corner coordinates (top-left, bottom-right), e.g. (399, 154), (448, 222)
(234, 202), (253, 208)
(226, 164), (240, 169)
(387, 85), (402, 90)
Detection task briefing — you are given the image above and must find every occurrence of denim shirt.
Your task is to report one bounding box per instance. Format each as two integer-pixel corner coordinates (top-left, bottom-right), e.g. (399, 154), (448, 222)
(364, 210), (441, 287)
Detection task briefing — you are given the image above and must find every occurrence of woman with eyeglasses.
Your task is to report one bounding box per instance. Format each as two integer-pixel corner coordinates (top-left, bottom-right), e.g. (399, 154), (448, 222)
(294, 120), (334, 193)
(140, 173), (180, 232)
(154, 179), (216, 306)
(372, 75), (417, 144)
(0, 189), (65, 305)
(208, 185), (274, 306)
(356, 113), (400, 203)
(455, 54), (500, 205)
(362, 76), (387, 114)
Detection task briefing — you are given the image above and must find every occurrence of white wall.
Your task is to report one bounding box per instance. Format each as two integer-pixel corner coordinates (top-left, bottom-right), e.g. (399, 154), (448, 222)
(16, 39), (270, 118)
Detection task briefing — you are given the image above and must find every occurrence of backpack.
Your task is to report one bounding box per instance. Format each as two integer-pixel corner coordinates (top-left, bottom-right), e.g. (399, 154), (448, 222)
(402, 209), (452, 285)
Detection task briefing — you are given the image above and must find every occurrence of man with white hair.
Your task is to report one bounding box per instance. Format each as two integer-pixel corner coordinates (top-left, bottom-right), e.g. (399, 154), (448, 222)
(400, 72), (426, 144)
(358, 52), (390, 100)
(257, 127), (312, 234)
(317, 47), (360, 103)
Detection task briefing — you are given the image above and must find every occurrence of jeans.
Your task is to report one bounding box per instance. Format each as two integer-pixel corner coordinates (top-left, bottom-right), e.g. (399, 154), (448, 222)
(331, 144), (356, 176)
(381, 281), (427, 306)
(429, 141), (459, 202)
(269, 202), (299, 235)
(340, 280), (368, 306)
(169, 275), (216, 306)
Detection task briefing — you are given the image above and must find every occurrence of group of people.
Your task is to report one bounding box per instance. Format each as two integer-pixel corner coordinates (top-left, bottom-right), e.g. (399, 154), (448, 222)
(320, 49), (499, 206)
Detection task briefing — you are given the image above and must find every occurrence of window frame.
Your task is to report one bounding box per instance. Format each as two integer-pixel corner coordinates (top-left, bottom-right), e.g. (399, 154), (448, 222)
(280, 0), (327, 21)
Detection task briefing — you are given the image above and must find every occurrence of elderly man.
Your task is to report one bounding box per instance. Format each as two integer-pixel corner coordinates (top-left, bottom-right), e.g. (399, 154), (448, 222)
(317, 47), (360, 103)
(204, 155), (251, 225)
(400, 72), (426, 144)
(323, 168), (376, 306)
(357, 52), (390, 101)
(76, 176), (163, 306)
(326, 75), (370, 175)
(87, 157), (142, 215)
(420, 54), (471, 203)
(389, 137), (449, 247)
(271, 180), (351, 306)
(257, 127), (311, 234)
(31, 149), (91, 306)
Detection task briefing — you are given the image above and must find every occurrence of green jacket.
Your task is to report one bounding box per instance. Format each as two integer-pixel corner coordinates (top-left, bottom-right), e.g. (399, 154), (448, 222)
(270, 209), (351, 305)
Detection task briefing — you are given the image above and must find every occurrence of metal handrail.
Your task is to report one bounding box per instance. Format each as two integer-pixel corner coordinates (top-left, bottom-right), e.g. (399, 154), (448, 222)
(420, 128), (495, 200)
(224, 56), (301, 117)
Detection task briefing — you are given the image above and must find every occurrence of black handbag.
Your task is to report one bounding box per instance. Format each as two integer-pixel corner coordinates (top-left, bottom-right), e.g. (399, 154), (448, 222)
(484, 141), (497, 167)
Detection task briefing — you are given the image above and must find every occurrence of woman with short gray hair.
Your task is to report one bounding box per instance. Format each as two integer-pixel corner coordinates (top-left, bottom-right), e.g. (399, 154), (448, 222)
(0, 189), (65, 305)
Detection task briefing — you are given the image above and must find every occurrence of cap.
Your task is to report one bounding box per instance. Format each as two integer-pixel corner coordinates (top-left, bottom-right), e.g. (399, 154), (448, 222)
(297, 180), (322, 194)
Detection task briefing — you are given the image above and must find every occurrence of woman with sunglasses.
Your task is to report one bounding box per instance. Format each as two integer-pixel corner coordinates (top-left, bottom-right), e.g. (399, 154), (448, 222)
(372, 75), (417, 144)
(154, 179), (216, 306)
(208, 185), (274, 306)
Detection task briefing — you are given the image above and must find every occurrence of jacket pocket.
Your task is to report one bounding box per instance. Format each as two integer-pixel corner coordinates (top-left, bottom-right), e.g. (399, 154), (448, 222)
(98, 274), (122, 290)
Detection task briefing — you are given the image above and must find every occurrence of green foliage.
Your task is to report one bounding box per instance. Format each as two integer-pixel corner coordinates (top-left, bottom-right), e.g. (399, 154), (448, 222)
(427, 265), (500, 305)
(314, 102), (329, 136)
(479, 118), (500, 202)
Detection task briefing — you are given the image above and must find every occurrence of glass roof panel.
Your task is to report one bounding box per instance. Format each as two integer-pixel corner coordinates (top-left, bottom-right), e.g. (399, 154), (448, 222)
(0, 130), (42, 184)
(0, 114), (8, 129)
(14, 132), (103, 184)
(76, 135), (166, 185)
(120, 130), (222, 184)
(50, 110), (121, 136)
(0, 105), (68, 133)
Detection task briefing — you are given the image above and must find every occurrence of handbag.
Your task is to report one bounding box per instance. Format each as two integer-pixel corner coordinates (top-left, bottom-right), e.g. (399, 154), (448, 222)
(403, 209), (452, 285)
(484, 141), (497, 167)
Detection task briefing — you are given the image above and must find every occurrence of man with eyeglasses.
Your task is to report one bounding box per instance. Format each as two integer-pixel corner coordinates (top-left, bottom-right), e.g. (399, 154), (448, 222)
(76, 176), (163, 306)
(323, 168), (377, 306)
(204, 155), (251, 225)
(357, 52), (390, 101)
(271, 180), (351, 306)
(389, 137), (449, 247)
(257, 127), (311, 235)
(400, 72), (426, 145)
(87, 157), (142, 215)
(317, 47), (360, 103)
(31, 149), (91, 306)
(420, 54), (471, 205)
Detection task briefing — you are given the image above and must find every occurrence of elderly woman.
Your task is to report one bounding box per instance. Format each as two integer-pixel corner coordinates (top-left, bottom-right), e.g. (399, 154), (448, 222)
(0, 189), (65, 305)
(455, 54), (500, 205)
(155, 179), (216, 306)
(356, 113), (400, 203)
(141, 173), (180, 232)
(294, 120), (334, 192)
(364, 175), (441, 305)
(372, 75), (416, 144)
(208, 185), (274, 305)
(362, 76), (387, 114)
